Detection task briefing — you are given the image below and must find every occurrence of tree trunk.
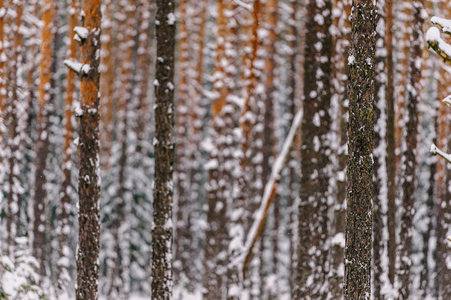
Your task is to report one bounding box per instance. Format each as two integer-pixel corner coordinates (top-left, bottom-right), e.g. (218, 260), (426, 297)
(202, 1), (236, 299)
(397, 1), (423, 298)
(174, 0), (193, 288)
(75, 0), (102, 298)
(151, 0), (176, 299)
(227, 1), (261, 298)
(384, 0), (397, 286)
(100, 0), (115, 169)
(107, 0), (136, 297)
(373, 0), (390, 298)
(295, 0), (333, 298)
(343, 0), (375, 298)
(329, 0), (351, 298)
(33, 0), (53, 275)
(5, 0), (24, 257)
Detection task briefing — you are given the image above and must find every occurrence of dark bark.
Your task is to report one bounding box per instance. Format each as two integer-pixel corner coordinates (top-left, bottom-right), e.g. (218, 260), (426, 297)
(384, 0), (397, 286)
(343, 0), (375, 299)
(151, 0), (176, 299)
(75, 0), (102, 298)
(295, 0), (333, 298)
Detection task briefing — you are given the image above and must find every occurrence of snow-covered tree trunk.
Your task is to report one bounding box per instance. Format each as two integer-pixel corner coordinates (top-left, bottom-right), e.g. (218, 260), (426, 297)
(397, 1), (424, 298)
(33, 0), (53, 275)
(394, 1), (411, 173)
(186, 0), (207, 286)
(262, 1), (278, 297)
(373, 0), (390, 298)
(295, 0), (333, 298)
(286, 0), (301, 297)
(174, 0), (194, 289)
(5, 0), (25, 257)
(57, 0), (79, 293)
(75, 0), (102, 297)
(227, 1), (261, 298)
(151, 0), (176, 299)
(343, 0), (375, 298)
(202, 1), (237, 299)
(107, 0), (136, 297)
(329, 0), (351, 297)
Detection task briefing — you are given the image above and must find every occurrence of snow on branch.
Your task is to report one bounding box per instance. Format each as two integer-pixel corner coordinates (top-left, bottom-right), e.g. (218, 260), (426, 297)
(426, 26), (451, 63)
(233, 0), (252, 11)
(64, 59), (91, 75)
(74, 26), (89, 42)
(430, 143), (451, 164)
(442, 95), (451, 107)
(431, 16), (451, 36)
(230, 108), (303, 277)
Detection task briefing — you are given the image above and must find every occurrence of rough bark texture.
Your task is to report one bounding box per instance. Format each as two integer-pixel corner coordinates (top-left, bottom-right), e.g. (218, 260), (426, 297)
(33, 0), (53, 274)
(151, 0), (176, 299)
(57, 0), (78, 291)
(75, 0), (102, 298)
(397, 1), (423, 298)
(343, 0), (375, 299)
(295, 0), (333, 298)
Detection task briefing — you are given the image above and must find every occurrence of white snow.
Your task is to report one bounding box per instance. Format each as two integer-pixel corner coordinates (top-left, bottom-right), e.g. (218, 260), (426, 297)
(167, 13), (176, 25)
(64, 59), (91, 75)
(430, 143), (451, 164)
(431, 16), (451, 34)
(74, 26), (89, 40)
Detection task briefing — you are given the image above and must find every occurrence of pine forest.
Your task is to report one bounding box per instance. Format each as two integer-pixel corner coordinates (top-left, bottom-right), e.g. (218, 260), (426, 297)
(2, 0), (451, 299)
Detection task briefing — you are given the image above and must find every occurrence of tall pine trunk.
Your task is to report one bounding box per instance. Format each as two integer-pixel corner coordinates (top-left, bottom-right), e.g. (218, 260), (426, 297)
(33, 0), (53, 274)
(295, 0), (332, 298)
(397, 1), (424, 298)
(344, 0), (375, 298)
(75, 0), (102, 298)
(151, 0), (176, 299)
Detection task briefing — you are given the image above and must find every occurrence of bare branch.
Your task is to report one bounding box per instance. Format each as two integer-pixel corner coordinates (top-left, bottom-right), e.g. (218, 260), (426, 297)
(231, 108), (303, 277)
